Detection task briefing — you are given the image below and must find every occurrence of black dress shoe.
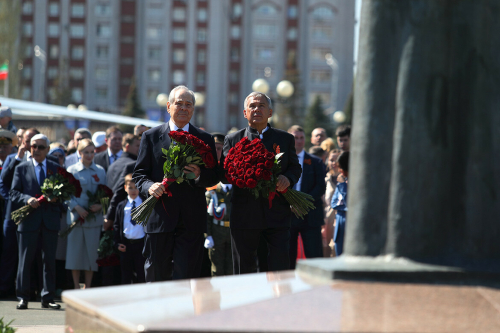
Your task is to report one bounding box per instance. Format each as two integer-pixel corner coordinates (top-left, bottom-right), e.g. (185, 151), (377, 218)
(17, 300), (28, 310)
(41, 301), (61, 309)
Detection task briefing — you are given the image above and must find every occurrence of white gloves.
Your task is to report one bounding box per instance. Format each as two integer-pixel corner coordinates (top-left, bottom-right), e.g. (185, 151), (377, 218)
(204, 236), (214, 249)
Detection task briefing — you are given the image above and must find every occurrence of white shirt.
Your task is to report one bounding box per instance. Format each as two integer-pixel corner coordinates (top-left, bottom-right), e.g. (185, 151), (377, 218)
(169, 119), (190, 132)
(16, 151), (32, 162)
(107, 148), (123, 164)
(32, 158), (47, 186)
(123, 196), (145, 240)
(295, 150), (305, 191)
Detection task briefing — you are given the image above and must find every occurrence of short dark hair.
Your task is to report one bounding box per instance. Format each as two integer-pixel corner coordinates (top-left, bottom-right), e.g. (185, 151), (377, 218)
(25, 127), (39, 135)
(337, 151), (349, 172)
(287, 125), (304, 134)
(122, 133), (139, 148)
(106, 126), (123, 138)
(308, 146), (325, 158)
(336, 125), (351, 138)
(124, 173), (135, 186)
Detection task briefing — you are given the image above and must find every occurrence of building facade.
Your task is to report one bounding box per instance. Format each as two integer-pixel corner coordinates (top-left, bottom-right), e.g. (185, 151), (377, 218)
(16, 0), (354, 133)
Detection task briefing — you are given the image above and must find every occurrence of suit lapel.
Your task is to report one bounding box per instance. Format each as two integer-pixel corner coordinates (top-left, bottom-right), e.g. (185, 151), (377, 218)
(28, 161), (41, 192)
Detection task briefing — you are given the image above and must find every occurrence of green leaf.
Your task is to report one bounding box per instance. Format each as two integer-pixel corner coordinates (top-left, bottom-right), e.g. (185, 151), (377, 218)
(174, 169), (181, 178)
(186, 156), (192, 163)
(186, 172), (196, 180)
(162, 148), (169, 156)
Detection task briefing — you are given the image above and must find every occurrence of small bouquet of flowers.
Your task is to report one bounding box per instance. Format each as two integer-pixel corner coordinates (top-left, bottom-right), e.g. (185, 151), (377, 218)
(224, 137), (315, 219)
(12, 167), (82, 225)
(59, 184), (114, 238)
(96, 229), (120, 267)
(131, 130), (216, 225)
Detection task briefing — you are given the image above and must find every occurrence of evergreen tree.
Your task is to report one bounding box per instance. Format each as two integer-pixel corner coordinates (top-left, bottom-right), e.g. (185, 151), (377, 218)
(304, 95), (332, 146)
(121, 77), (144, 133)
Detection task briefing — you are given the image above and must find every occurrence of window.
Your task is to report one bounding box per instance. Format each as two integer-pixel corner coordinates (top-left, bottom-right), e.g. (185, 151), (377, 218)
(310, 70), (331, 83)
(173, 8), (186, 21)
(95, 4), (111, 16)
(230, 48), (239, 62)
(22, 66), (32, 79)
(254, 24), (277, 38)
(255, 4), (277, 15)
(69, 68), (84, 80)
(312, 26), (332, 39)
(148, 69), (161, 82)
(23, 23), (33, 37)
(311, 48), (331, 61)
(232, 3), (242, 18)
(197, 29), (207, 42)
(197, 50), (206, 64)
(172, 70), (185, 84)
(312, 6), (334, 20)
(70, 25), (85, 38)
(288, 5), (297, 18)
(254, 46), (274, 60)
(95, 67), (108, 80)
(96, 45), (109, 58)
(147, 25), (161, 39)
(198, 8), (207, 22)
(230, 70), (239, 83)
(231, 26), (240, 39)
(71, 46), (84, 60)
(49, 45), (59, 58)
(25, 45), (32, 57)
(22, 2), (33, 14)
(96, 88), (108, 98)
(287, 28), (297, 40)
(71, 4), (85, 17)
(48, 3), (59, 16)
(48, 23), (59, 37)
(228, 92), (238, 105)
(148, 47), (161, 60)
(173, 28), (186, 42)
(96, 24), (111, 37)
(173, 49), (185, 63)
(22, 87), (31, 100)
(72, 88), (83, 103)
(147, 89), (159, 101)
(196, 72), (205, 85)
(47, 67), (58, 79)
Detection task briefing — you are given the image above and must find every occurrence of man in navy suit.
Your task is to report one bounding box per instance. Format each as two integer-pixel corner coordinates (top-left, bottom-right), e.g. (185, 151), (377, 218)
(64, 128), (92, 169)
(287, 125), (326, 269)
(134, 85), (219, 282)
(10, 134), (61, 309)
(94, 126), (123, 172)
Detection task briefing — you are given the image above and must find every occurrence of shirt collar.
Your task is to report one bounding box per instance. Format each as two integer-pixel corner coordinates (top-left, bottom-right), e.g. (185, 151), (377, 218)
(169, 119), (189, 132)
(108, 148), (122, 158)
(297, 150), (305, 159)
(127, 196), (142, 204)
(32, 158), (47, 169)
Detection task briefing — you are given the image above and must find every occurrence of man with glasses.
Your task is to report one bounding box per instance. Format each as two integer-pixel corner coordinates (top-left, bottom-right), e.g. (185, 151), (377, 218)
(65, 128), (92, 169)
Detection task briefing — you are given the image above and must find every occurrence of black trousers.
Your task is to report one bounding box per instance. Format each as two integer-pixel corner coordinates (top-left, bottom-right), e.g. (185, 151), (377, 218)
(230, 227), (290, 275)
(143, 220), (204, 282)
(120, 238), (146, 284)
(289, 225), (323, 269)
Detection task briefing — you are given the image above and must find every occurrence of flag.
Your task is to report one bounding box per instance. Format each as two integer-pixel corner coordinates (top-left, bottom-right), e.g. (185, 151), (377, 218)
(0, 62), (8, 81)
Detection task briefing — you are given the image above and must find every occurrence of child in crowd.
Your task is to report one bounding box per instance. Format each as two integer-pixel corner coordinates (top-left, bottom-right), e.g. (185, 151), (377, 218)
(331, 151), (349, 256)
(113, 174), (146, 284)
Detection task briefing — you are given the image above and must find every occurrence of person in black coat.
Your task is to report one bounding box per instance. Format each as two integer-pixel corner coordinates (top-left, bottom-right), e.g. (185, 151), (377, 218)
(219, 92), (302, 274)
(133, 85), (219, 282)
(287, 126), (326, 268)
(93, 126), (123, 172)
(10, 134), (61, 310)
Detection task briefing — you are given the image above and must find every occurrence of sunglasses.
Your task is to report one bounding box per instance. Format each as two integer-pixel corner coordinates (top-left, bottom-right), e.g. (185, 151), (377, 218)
(31, 144), (47, 150)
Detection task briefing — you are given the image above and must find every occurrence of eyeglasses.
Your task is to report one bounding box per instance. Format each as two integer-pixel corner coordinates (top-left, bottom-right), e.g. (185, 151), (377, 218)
(31, 145), (47, 150)
(52, 154), (64, 158)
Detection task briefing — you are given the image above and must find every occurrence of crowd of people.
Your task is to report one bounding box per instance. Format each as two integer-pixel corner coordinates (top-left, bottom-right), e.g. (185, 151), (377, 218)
(0, 86), (351, 310)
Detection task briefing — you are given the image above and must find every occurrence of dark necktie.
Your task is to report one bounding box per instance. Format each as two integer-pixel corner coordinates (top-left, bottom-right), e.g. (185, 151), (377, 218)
(38, 164), (45, 186)
(111, 154), (117, 164)
(130, 200), (136, 226)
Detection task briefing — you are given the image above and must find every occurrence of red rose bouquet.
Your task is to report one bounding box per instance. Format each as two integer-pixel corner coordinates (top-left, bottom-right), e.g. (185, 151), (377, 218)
(12, 167), (82, 225)
(131, 130), (216, 225)
(59, 184), (114, 238)
(224, 137), (315, 219)
(96, 230), (120, 267)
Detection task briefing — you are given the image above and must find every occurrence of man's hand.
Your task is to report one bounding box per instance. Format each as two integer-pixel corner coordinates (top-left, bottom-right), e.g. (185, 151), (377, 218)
(184, 164), (200, 179)
(16, 142), (27, 159)
(27, 197), (40, 209)
(75, 205), (88, 219)
(104, 219), (113, 231)
(148, 183), (166, 198)
(118, 244), (126, 252)
(337, 174), (346, 183)
(276, 175), (290, 192)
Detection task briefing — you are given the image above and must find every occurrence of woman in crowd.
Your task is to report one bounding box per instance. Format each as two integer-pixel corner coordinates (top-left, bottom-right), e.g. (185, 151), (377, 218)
(66, 139), (106, 289)
(322, 149), (341, 257)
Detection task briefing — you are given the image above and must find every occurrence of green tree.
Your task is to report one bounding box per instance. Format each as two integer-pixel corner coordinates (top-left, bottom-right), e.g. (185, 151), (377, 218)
(304, 95), (332, 147)
(120, 77), (144, 133)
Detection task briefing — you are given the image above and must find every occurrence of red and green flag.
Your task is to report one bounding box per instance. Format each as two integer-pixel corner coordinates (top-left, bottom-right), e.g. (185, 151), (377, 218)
(0, 62), (8, 80)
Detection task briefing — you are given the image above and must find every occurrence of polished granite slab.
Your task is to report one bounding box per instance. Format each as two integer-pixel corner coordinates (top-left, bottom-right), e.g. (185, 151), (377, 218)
(62, 270), (500, 332)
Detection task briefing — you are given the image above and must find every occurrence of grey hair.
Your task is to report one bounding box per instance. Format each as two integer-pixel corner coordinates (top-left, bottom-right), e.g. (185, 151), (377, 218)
(31, 134), (50, 146)
(244, 92), (273, 109)
(75, 128), (92, 139)
(169, 85), (196, 105)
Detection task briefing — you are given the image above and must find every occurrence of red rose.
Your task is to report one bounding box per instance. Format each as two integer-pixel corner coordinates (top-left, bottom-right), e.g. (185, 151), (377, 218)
(237, 168), (245, 177)
(245, 163), (252, 170)
(265, 151), (275, 159)
(264, 160), (274, 169)
(203, 153), (216, 168)
(245, 178), (257, 188)
(244, 155), (252, 162)
(263, 170), (272, 180)
(255, 169), (264, 179)
(257, 163), (265, 169)
(245, 168), (255, 178)
(236, 179), (245, 188)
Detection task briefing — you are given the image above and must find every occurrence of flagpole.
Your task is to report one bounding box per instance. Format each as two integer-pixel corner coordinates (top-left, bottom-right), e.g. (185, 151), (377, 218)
(4, 74), (8, 98)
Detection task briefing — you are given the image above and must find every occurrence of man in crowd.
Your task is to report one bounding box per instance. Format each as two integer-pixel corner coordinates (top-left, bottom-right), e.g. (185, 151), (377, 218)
(311, 127), (327, 146)
(134, 124), (149, 137)
(220, 92), (302, 274)
(133, 85), (219, 281)
(11, 134), (61, 309)
(0, 130), (16, 166)
(65, 128), (92, 168)
(0, 106), (18, 134)
(287, 125), (326, 268)
(92, 131), (108, 154)
(94, 126), (123, 171)
(336, 125), (350, 152)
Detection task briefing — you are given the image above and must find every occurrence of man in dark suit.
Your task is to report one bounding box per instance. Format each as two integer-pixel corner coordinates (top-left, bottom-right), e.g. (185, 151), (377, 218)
(287, 125), (326, 269)
(134, 85), (219, 281)
(64, 128), (92, 169)
(94, 126), (123, 172)
(220, 92), (302, 274)
(10, 134), (61, 309)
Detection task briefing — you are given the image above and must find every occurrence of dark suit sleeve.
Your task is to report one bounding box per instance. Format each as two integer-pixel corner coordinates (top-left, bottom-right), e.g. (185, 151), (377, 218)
(133, 132), (155, 199)
(217, 135), (233, 184)
(0, 156), (12, 199)
(308, 157), (327, 200)
(2, 155), (20, 187)
(10, 165), (31, 207)
(113, 201), (124, 251)
(195, 133), (219, 188)
(106, 163), (134, 221)
(282, 134), (302, 187)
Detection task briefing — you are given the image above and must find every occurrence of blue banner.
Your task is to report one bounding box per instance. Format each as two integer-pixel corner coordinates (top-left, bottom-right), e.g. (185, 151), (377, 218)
(146, 109), (162, 122)
(77, 119), (90, 129)
(64, 119), (76, 130)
